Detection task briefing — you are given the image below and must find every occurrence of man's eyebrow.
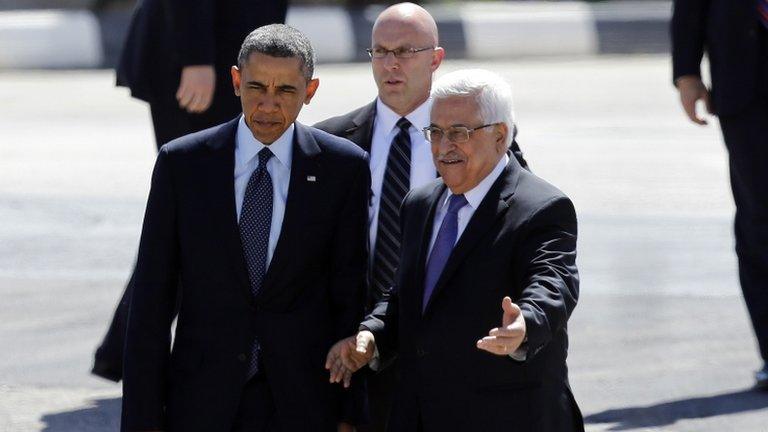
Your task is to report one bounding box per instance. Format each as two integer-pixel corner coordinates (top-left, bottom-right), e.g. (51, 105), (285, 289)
(246, 80), (265, 86)
(428, 123), (471, 128)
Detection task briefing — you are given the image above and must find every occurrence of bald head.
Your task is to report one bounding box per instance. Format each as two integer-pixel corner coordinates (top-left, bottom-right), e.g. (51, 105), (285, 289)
(370, 2), (444, 116)
(373, 2), (439, 46)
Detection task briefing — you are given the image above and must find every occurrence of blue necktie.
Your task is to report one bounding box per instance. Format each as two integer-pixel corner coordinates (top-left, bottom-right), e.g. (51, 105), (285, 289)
(760, 0), (768, 29)
(423, 194), (467, 312)
(239, 147), (273, 378)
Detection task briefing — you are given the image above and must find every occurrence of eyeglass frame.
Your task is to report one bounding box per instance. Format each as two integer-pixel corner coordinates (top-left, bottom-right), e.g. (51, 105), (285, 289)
(366, 46), (436, 59)
(422, 123), (502, 144)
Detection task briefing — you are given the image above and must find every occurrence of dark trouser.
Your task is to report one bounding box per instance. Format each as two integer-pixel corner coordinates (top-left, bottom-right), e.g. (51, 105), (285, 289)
(719, 96), (768, 363)
(358, 363), (398, 432)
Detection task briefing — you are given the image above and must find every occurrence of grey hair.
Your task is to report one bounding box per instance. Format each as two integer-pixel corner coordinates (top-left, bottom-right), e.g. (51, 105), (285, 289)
(431, 69), (517, 147)
(237, 24), (316, 80)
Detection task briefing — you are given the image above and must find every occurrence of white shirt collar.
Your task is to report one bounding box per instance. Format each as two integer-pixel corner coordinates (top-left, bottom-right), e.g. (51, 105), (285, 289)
(446, 153), (510, 210)
(375, 97), (432, 135)
(235, 115), (294, 169)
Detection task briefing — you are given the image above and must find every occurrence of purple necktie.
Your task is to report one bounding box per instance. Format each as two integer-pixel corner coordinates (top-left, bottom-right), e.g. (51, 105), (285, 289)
(760, 0), (768, 29)
(423, 194), (467, 312)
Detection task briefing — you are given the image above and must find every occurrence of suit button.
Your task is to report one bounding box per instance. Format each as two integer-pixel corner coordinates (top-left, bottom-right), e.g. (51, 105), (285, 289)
(416, 347), (427, 357)
(237, 353), (247, 362)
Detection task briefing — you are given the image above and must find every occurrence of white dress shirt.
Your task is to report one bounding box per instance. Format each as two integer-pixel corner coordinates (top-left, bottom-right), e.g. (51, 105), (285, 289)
(234, 116), (293, 267)
(369, 98), (437, 256)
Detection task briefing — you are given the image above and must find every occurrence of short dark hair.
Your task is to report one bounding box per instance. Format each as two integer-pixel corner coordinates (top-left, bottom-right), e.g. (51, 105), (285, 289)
(237, 24), (315, 80)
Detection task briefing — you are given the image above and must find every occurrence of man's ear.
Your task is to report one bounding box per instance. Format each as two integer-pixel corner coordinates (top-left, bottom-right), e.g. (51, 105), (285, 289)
(304, 78), (320, 105)
(495, 122), (509, 151)
(430, 47), (445, 72)
(231, 65), (241, 97)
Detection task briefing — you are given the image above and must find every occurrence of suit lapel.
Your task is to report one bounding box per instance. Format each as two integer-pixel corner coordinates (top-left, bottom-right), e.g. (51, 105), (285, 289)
(342, 101), (376, 152)
(206, 118), (254, 303)
(422, 157), (523, 314)
(260, 123), (322, 299)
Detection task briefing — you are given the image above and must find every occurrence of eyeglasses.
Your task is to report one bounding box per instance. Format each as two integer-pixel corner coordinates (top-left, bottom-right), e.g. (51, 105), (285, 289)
(366, 46), (435, 59)
(422, 123), (500, 143)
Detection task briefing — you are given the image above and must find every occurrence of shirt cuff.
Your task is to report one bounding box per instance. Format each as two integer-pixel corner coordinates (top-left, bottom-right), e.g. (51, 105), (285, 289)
(508, 335), (528, 362)
(368, 344), (381, 371)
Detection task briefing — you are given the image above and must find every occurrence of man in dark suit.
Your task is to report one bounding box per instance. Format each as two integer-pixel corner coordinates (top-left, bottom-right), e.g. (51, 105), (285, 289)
(326, 69), (583, 431)
(92, 0), (288, 382)
(672, 0), (768, 388)
(121, 25), (369, 432)
(314, 5), (528, 429)
(116, 0), (288, 147)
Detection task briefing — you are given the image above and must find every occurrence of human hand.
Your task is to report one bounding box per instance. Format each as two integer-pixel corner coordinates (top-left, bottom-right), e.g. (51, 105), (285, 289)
(337, 422), (355, 432)
(350, 330), (376, 369)
(324, 331), (377, 387)
(176, 65), (216, 113)
(676, 75), (712, 125)
(325, 336), (356, 388)
(476, 296), (527, 356)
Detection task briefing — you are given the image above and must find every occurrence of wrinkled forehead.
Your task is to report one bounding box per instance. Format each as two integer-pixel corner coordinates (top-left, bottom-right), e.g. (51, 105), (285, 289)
(430, 95), (482, 126)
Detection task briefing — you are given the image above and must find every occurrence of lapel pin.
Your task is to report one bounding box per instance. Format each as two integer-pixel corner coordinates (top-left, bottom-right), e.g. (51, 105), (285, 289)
(307, 175), (317, 182)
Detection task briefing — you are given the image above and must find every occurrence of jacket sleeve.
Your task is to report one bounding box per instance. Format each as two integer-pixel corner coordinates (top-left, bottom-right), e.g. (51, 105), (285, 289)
(359, 188), (416, 361)
(515, 196), (579, 362)
(121, 147), (180, 431)
(328, 153), (371, 341)
(671, 0), (711, 81)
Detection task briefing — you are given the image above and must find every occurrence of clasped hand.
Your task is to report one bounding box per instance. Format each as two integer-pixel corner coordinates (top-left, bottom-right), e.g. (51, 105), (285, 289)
(324, 331), (375, 388)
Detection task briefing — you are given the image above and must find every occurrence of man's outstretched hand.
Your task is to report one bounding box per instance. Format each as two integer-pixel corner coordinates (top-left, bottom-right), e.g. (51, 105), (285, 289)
(325, 331), (376, 387)
(476, 296), (527, 356)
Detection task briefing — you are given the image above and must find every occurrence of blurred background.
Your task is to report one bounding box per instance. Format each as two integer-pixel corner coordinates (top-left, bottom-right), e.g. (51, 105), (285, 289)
(1, 1), (767, 431)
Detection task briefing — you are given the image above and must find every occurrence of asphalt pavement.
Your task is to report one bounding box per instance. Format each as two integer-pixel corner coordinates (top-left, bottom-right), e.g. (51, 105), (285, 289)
(1, 55), (767, 431)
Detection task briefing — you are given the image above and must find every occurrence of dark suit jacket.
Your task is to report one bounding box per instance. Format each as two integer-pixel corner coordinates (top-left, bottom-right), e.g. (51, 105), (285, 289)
(116, 0), (287, 103)
(672, 0), (766, 116)
(361, 156), (583, 432)
(121, 118), (370, 432)
(313, 101), (531, 307)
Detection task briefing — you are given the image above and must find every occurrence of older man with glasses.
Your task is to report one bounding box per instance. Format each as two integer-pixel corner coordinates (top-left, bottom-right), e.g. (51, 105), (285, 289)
(315, 4), (527, 430)
(327, 69), (584, 432)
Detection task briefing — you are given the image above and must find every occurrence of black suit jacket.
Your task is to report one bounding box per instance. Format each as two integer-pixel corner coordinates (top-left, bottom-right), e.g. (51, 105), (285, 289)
(361, 157), (583, 432)
(116, 0), (287, 103)
(121, 118), (370, 432)
(672, 0), (766, 116)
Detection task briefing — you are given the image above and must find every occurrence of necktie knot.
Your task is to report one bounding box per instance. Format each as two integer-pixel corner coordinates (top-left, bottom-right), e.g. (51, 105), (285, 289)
(447, 194), (468, 214)
(258, 147), (273, 169)
(396, 117), (412, 134)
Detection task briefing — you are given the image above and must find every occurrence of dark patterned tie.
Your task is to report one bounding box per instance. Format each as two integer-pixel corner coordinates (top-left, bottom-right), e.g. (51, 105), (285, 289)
(370, 118), (412, 305)
(760, 0), (768, 29)
(239, 147), (273, 378)
(423, 194), (467, 312)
